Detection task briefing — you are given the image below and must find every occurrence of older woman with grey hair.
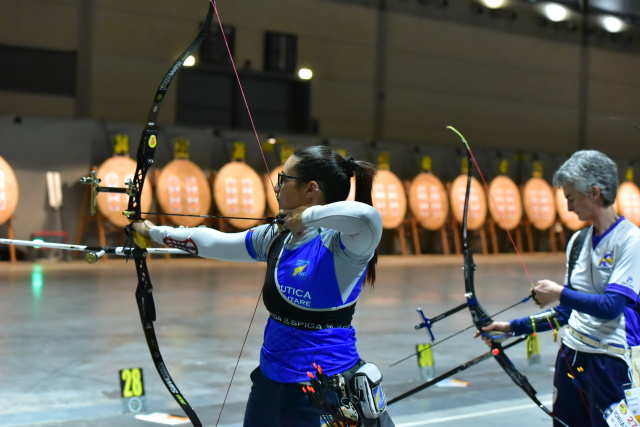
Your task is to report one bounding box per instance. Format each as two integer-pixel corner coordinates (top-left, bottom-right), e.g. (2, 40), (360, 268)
(478, 150), (640, 427)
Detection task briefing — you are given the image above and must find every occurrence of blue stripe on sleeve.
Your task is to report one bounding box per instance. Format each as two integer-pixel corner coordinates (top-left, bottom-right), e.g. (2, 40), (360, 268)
(608, 283), (640, 302)
(560, 288), (628, 320)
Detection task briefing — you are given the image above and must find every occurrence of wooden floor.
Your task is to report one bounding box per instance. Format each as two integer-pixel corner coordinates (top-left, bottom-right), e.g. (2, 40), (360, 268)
(0, 252), (569, 426)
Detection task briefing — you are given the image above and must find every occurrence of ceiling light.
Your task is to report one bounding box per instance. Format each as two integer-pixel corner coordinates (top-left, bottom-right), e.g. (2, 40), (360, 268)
(481, 0), (507, 8)
(298, 68), (313, 80)
(543, 3), (569, 22)
(601, 16), (624, 33)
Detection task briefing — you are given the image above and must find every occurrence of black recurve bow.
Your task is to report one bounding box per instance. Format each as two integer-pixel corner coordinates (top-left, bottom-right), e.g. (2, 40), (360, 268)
(79, 4), (216, 425)
(126, 5), (215, 425)
(389, 127), (567, 426)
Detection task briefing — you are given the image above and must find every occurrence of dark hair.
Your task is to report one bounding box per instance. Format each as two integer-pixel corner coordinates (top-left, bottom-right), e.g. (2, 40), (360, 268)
(292, 146), (378, 286)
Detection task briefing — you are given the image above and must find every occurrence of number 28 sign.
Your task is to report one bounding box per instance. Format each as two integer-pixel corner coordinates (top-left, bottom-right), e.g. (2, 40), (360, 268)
(120, 368), (146, 413)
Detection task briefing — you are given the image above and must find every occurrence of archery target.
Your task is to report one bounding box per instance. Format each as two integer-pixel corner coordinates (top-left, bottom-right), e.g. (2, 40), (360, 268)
(156, 159), (212, 228)
(213, 162), (266, 229)
(0, 156), (19, 225)
(408, 172), (449, 230)
(372, 170), (407, 230)
(487, 176), (522, 231)
(616, 181), (640, 227)
(522, 177), (556, 230)
(450, 175), (487, 231)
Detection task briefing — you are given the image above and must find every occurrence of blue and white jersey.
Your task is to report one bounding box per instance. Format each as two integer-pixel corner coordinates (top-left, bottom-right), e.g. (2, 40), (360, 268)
(148, 201), (383, 383)
(275, 233), (362, 308)
(248, 226), (369, 311)
(564, 217), (640, 356)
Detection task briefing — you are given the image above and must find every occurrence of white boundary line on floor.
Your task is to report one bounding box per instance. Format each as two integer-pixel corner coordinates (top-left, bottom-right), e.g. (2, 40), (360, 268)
(395, 400), (552, 426)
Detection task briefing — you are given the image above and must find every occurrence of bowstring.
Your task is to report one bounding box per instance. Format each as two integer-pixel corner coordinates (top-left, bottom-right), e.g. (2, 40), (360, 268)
(209, 1), (276, 425)
(211, 0), (276, 190)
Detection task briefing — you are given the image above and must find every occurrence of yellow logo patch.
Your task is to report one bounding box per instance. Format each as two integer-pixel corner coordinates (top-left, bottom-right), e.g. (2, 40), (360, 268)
(293, 264), (307, 276)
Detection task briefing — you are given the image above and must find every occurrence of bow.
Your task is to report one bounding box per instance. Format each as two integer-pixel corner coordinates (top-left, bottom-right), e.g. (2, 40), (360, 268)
(389, 127), (567, 425)
(452, 127), (556, 419)
(77, 4), (215, 425)
(76, 3), (277, 424)
(125, 5), (216, 425)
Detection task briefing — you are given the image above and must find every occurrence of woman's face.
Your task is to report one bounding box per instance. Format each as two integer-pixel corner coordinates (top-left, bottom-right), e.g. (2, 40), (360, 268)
(563, 184), (597, 222)
(276, 156), (309, 210)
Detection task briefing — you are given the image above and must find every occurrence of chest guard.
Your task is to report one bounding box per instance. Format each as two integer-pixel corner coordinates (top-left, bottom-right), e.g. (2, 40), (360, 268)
(262, 232), (356, 331)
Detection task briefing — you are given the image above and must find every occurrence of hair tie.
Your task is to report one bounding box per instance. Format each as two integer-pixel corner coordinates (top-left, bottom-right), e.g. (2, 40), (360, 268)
(345, 156), (356, 178)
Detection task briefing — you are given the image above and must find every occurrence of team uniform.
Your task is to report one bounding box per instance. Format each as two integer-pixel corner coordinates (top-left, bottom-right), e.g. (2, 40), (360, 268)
(149, 201), (395, 426)
(510, 217), (640, 426)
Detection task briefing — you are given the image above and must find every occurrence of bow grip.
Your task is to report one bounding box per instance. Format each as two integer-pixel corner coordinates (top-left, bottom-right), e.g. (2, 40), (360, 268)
(465, 292), (494, 329)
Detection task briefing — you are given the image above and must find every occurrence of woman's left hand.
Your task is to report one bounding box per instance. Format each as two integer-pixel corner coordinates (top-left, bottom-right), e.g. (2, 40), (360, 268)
(532, 279), (564, 308)
(278, 206), (309, 235)
(131, 220), (155, 239)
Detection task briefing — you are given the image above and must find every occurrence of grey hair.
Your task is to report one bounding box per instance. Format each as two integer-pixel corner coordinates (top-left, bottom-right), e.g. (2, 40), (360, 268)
(552, 150), (618, 207)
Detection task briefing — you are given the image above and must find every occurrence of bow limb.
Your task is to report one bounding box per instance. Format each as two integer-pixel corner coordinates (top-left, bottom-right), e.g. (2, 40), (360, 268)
(126, 4), (215, 223)
(124, 4), (215, 426)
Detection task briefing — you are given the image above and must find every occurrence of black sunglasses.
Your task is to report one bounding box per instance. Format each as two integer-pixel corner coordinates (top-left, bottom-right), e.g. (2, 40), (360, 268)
(277, 172), (306, 187)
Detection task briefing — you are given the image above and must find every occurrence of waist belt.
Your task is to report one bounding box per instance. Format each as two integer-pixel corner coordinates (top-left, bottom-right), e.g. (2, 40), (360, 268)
(269, 313), (352, 331)
(567, 326), (630, 357)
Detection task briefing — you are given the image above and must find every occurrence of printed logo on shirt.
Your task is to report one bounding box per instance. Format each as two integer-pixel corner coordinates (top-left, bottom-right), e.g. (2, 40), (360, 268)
(623, 276), (634, 286)
(320, 416), (334, 427)
(293, 260), (309, 277)
(278, 285), (312, 306)
(598, 249), (614, 270)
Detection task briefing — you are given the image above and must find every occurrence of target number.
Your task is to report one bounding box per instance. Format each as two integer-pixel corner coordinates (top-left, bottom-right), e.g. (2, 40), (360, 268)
(120, 368), (144, 398)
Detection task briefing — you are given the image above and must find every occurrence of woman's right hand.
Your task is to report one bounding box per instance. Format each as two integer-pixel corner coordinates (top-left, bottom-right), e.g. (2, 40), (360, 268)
(473, 321), (512, 347)
(278, 206), (309, 236)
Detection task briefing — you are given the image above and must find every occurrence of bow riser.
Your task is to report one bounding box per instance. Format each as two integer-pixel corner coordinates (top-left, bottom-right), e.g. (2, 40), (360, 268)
(127, 130), (158, 220)
(463, 249), (492, 328)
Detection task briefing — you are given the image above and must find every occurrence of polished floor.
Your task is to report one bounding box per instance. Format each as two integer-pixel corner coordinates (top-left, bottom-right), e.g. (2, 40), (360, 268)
(0, 251), (570, 426)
